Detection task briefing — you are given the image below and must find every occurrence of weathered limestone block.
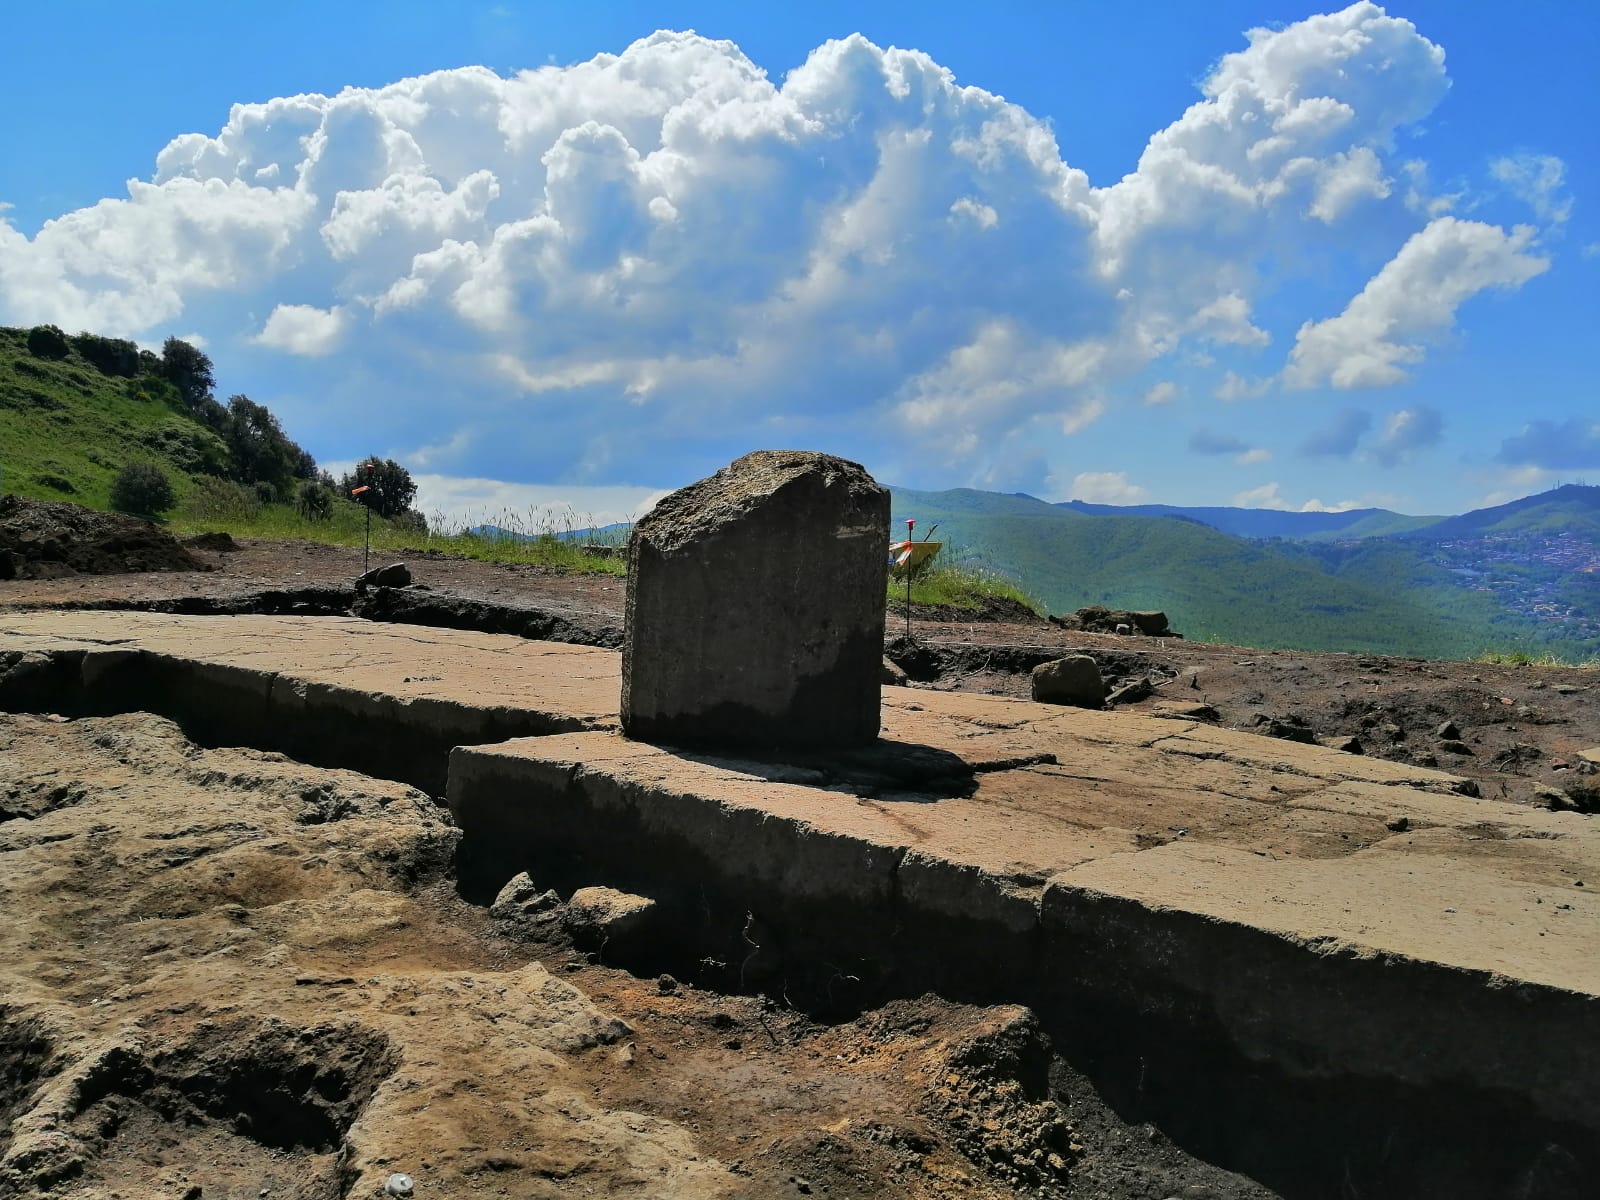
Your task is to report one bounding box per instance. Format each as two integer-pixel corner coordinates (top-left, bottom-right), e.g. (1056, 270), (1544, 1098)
(622, 450), (889, 748)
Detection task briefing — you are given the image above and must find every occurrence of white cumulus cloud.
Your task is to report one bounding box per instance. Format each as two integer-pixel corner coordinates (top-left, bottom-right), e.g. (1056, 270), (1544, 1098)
(1284, 217), (1548, 389)
(1232, 482), (1292, 509)
(1215, 371), (1272, 401)
(1070, 471), (1148, 504)
(1231, 482), (1360, 511)
(255, 304), (351, 356)
(409, 474), (668, 530)
(1370, 404), (1444, 466)
(1490, 153), (1571, 224)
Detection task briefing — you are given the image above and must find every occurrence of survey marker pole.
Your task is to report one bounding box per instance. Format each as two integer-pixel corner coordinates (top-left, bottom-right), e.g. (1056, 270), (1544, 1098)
(351, 463), (374, 575)
(903, 518), (914, 638)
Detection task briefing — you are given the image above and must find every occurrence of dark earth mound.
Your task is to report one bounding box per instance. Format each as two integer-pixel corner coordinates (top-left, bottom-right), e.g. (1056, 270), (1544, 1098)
(182, 530), (239, 553)
(0, 495), (208, 580)
(1050, 605), (1178, 637)
(889, 591), (1047, 626)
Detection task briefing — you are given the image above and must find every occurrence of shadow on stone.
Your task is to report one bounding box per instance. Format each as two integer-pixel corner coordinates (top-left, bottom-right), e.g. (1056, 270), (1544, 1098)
(677, 737), (983, 799)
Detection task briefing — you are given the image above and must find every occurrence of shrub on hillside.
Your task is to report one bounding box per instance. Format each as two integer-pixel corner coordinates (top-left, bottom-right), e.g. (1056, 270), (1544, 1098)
(110, 462), (177, 518)
(26, 325), (70, 360)
(389, 508), (428, 535)
(295, 480), (334, 521)
(138, 421), (231, 476)
(182, 476), (261, 523)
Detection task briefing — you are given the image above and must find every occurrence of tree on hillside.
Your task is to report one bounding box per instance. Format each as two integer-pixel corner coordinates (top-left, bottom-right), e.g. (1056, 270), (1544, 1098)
(340, 456), (417, 520)
(224, 394), (315, 501)
(26, 325), (70, 360)
(159, 337), (224, 427)
(70, 333), (140, 377)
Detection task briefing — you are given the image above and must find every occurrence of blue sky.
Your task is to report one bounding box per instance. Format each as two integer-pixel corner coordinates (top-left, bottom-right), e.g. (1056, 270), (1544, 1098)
(2, 1), (1595, 524)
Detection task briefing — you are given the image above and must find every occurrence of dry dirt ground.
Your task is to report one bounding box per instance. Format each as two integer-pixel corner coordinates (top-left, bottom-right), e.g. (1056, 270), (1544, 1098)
(2, 528), (1598, 1198)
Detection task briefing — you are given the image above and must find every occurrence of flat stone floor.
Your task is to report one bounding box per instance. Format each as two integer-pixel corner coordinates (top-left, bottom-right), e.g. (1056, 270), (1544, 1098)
(3, 609), (1596, 1001)
(0, 609), (622, 730)
(0, 612), (1589, 994)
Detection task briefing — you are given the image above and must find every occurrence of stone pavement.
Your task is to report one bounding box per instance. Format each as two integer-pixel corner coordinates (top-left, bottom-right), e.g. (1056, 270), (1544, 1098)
(4, 608), (1597, 1181)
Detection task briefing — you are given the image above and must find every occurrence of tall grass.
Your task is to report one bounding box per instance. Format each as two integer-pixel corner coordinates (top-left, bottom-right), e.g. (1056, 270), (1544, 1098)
(897, 563), (1042, 613)
(170, 491), (630, 575)
(888, 541), (1044, 615)
(1473, 648), (1600, 669)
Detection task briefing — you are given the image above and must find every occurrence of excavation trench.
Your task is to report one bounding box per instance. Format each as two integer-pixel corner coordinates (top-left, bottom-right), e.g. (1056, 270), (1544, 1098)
(1, 627), (1594, 1200)
(0, 643), (601, 794)
(446, 741), (1595, 1200)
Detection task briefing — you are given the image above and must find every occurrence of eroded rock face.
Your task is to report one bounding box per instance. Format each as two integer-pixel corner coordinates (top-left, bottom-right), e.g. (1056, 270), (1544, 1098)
(622, 450), (889, 749)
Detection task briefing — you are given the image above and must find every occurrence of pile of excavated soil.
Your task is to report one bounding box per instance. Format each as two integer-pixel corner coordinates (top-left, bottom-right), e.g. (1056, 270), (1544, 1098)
(0, 495), (207, 580)
(889, 591), (1047, 626)
(1049, 605), (1177, 637)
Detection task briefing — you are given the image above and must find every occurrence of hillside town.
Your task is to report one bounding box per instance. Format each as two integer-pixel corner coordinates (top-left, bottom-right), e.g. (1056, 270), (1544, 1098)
(1426, 530), (1600, 636)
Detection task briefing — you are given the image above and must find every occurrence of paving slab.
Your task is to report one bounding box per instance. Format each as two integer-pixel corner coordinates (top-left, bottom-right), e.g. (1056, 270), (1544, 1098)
(5, 611), (1595, 993)
(0, 610), (620, 789)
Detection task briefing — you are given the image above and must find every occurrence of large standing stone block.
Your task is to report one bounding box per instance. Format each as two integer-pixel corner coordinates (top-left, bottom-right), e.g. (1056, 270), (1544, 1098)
(622, 450), (889, 749)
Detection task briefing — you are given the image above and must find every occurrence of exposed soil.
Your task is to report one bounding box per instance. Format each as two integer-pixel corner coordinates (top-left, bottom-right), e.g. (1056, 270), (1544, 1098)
(0, 496), (208, 580)
(884, 629), (1600, 812)
(0, 710), (1272, 1199)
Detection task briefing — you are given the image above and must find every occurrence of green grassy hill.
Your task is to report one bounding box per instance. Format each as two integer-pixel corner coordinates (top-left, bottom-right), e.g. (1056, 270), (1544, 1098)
(0, 326), (229, 507)
(0, 323), (624, 575)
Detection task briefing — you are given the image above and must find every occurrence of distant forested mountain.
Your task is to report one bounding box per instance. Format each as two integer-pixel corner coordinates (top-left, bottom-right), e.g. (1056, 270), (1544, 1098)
(891, 484), (1600, 662)
(1055, 499), (1441, 540)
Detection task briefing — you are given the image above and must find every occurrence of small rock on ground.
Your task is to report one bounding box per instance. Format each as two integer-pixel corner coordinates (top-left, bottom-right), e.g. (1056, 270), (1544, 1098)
(1031, 655), (1105, 708)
